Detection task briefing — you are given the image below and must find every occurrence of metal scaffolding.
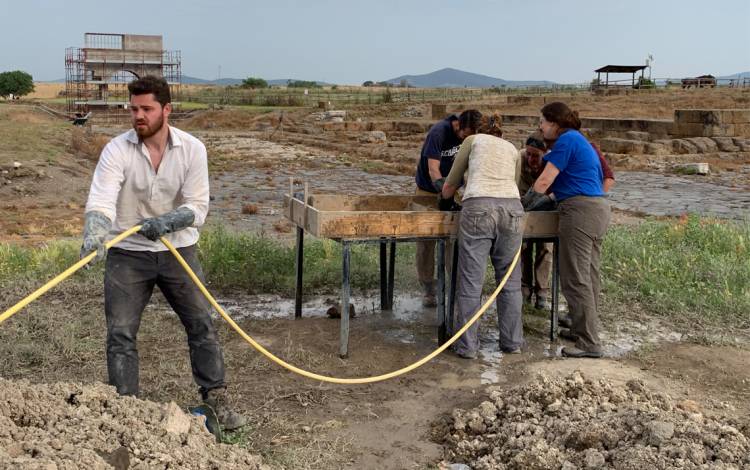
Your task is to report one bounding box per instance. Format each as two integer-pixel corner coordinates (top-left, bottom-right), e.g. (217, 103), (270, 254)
(65, 33), (181, 115)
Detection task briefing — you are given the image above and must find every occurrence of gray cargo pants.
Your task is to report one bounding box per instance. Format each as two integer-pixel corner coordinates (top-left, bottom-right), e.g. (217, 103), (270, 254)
(452, 197), (524, 356)
(558, 196), (611, 353)
(104, 245), (226, 397)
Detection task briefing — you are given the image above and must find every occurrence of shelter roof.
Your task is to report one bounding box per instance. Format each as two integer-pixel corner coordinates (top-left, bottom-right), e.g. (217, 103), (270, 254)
(595, 65), (648, 73)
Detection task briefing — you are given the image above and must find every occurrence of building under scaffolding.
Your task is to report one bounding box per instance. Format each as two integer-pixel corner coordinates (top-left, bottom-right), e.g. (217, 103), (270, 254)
(65, 33), (180, 115)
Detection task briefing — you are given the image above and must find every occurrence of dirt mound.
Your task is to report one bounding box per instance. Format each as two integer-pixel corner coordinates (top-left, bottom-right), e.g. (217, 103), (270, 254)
(435, 372), (749, 469)
(0, 378), (267, 469)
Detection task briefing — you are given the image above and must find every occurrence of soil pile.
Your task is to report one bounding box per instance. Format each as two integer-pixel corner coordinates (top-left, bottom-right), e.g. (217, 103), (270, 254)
(436, 372), (749, 469)
(0, 378), (267, 469)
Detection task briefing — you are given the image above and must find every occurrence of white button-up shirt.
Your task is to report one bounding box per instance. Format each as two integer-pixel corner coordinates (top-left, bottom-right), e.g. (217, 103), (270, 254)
(84, 126), (209, 252)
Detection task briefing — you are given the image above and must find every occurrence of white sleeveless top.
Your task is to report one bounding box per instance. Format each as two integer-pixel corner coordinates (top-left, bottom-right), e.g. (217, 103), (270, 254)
(463, 134), (520, 200)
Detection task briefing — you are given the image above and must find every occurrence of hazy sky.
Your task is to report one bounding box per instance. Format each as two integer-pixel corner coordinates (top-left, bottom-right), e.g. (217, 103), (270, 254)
(2, 0), (748, 84)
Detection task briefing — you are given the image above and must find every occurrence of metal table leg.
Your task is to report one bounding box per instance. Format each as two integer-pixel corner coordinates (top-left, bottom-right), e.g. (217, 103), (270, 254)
(437, 239), (447, 344)
(379, 240), (387, 310)
(387, 241), (396, 309)
(340, 241), (351, 358)
(294, 226), (304, 318)
(550, 238), (559, 341)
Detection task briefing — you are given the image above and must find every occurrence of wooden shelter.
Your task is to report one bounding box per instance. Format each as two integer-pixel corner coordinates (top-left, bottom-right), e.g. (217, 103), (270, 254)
(594, 65), (647, 88)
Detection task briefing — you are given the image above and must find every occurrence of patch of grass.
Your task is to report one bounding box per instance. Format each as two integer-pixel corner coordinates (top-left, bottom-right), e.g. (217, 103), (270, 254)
(602, 215), (749, 326)
(0, 107), (70, 164)
(0, 240), (99, 283)
(197, 225), (418, 295)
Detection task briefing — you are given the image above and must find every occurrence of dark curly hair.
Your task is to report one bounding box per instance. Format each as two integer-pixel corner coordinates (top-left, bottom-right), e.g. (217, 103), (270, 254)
(128, 75), (171, 107)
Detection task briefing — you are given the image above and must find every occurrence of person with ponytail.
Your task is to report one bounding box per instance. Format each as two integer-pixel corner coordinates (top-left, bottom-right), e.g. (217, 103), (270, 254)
(525, 101), (610, 358)
(440, 113), (524, 359)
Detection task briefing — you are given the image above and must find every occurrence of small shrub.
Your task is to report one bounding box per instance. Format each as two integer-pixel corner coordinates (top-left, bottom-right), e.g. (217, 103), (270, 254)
(241, 204), (258, 215)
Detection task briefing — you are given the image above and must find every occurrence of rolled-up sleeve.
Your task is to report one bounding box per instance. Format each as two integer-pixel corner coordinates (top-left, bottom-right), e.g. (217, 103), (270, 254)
(179, 141), (209, 227)
(84, 142), (124, 222)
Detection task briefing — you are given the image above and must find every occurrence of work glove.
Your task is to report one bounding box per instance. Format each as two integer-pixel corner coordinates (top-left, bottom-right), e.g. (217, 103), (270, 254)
(437, 193), (462, 212)
(432, 177), (446, 193)
(138, 207), (196, 241)
(80, 210), (112, 267)
(521, 188), (556, 211)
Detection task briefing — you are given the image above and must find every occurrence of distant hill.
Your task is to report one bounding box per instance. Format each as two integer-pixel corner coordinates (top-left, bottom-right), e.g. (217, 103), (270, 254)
(719, 71), (750, 80)
(182, 75), (331, 86)
(382, 67), (556, 88)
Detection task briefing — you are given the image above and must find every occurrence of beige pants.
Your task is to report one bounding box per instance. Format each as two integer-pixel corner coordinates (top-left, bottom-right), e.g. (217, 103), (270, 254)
(415, 187), (454, 291)
(558, 196), (611, 353)
(521, 241), (553, 299)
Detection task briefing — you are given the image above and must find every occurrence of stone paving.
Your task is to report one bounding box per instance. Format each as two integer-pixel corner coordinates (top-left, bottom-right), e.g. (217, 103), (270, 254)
(609, 170), (750, 220)
(206, 136), (749, 231)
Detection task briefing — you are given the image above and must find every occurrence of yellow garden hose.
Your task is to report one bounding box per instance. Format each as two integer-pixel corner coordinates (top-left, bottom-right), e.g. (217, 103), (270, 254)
(163, 237), (520, 384)
(1, 226), (520, 384)
(0, 226), (142, 325)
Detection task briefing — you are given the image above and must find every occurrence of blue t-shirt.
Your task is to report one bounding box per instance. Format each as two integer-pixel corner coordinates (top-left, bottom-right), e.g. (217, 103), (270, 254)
(543, 130), (604, 201)
(415, 116), (462, 192)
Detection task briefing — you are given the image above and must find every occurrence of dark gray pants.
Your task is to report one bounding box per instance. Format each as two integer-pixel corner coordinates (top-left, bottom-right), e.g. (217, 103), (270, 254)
(453, 198), (524, 356)
(104, 245), (226, 397)
(558, 196), (611, 353)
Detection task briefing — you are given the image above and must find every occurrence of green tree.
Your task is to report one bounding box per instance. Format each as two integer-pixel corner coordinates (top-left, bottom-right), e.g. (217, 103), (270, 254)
(287, 80), (320, 89)
(0, 70), (34, 99)
(240, 77), (268, 89)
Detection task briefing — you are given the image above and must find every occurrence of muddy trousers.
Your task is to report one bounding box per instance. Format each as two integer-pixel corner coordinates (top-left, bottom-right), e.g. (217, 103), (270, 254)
(104, 245), (226, 397)
(558, 196), (611, 353)
(521, 241), (553, 299)
(415, 187), (454, 291)
(452, 198), (524, 356)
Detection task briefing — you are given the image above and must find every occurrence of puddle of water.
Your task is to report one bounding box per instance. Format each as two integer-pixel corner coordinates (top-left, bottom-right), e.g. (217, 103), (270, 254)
(601, 324), (683, 358)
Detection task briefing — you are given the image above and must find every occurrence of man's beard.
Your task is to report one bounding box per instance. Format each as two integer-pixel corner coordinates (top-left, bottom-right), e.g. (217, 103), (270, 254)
(133, 114), (165, 138)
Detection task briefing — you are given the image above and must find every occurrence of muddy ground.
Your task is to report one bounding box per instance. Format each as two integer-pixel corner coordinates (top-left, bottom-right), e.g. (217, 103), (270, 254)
(1, 89), (749, 469)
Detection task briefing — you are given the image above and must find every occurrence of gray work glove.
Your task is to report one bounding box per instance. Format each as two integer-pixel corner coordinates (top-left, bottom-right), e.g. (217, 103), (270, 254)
(521, 188), (556, 211)
(80, 210), (112, 267)
(432, 177), (446, 193)
(138, 207), (196, 241)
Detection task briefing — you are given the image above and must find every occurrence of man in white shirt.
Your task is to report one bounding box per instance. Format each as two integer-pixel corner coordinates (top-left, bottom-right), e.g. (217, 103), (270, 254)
(81, 76), (246, 430)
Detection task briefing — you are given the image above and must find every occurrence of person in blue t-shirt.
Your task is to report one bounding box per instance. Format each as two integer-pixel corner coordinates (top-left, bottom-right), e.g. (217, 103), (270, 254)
(522, 102), (611, 359)
(414, 109), (481, 307)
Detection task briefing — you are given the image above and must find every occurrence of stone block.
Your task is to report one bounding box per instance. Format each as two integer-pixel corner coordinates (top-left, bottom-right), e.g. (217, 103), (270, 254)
(675, 163), (710, 175)
(674, 109), (722, 125)
(580, 118), (604, 130)
(671, 123), (734, 137)
(718, 109), (750, 124)
(431, 103), (447, 120)
(359, 130), (387, 144)
(733, 123), (750, 137)
(712, 137), (740, 152)
(395, 121), (429, 133)
(599, 138), (646, 154)
(625, 131), (651, 141)
(686, 137), (719, 153)
(672, 139), (699, 154)
(645, 142), (670, 155)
